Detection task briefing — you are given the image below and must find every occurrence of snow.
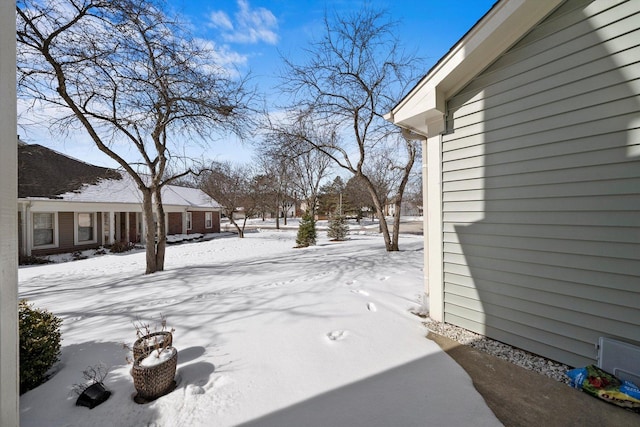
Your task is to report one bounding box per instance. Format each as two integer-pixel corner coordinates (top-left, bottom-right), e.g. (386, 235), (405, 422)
(140, 348), (176, 368)
(19, 221), (501, 427)
(44, 172), (220, 209)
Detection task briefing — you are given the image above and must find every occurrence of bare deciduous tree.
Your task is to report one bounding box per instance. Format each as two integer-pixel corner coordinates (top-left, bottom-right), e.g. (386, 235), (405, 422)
(268, 6), (422, 251)
(257, 139), (333, 221)
(17, 0), (255, 273)
(199, 162), (259, 238)
(254, 154), (294, 228)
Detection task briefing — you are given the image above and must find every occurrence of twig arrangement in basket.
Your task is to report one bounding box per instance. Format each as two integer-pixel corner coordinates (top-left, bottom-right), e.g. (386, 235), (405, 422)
(124, 314), (175, 363)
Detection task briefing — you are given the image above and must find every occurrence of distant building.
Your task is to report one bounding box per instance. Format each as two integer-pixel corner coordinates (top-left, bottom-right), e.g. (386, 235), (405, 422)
(18, 142), (221, 257)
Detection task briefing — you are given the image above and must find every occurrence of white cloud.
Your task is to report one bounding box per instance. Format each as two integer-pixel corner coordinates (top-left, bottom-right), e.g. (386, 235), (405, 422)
(194, 38), (248, 78)
(208, 10), (233, 31)
(209, 0), (278, 45)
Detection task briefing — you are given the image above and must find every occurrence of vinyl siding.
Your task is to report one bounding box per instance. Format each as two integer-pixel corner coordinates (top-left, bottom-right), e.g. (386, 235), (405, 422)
(441, 0), (640, 367)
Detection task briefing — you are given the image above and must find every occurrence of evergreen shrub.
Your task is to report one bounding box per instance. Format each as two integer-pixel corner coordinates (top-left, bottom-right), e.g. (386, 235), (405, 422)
(295, 211), (317, 247)
(19, 299), (62, 394)
(327, 214), (349, 241)
(109, 241), (136, 253)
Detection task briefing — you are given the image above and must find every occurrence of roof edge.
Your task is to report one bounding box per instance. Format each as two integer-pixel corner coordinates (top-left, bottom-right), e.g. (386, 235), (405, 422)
(388, 0), (565, 134)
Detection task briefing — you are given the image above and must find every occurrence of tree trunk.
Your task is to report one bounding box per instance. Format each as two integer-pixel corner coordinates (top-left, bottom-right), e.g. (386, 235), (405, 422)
(391, 202), (402, 251)
(229, 216), (244, 238)
(240, 216), (249, 238)
(141, 190), (158, 274)
(368, 189), (396, 251)
(154, 187), (166, 272)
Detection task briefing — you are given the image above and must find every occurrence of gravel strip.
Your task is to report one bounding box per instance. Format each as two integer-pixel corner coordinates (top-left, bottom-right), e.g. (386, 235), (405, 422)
(424, 317), (572, 384)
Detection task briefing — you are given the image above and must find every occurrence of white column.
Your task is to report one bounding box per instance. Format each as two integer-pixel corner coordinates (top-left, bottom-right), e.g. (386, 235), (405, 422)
(135, 212), (144, 243)
(425, 118), (445, 322)
(20, 203), (29, 256)
(0, 0), (19, 423)
(125, 212), (131, 243)
(421, 138), (429, 297)
(108, 211), (115, 244)
(182, 211), (188, 234)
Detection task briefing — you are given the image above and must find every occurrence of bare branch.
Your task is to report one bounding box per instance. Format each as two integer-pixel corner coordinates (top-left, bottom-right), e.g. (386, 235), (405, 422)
(17, 0), (258, 272)
(266, 5), (423, 251)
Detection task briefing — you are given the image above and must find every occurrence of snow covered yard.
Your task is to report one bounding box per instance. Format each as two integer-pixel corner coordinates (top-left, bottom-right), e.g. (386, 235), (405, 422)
(19, 229), (501, 427)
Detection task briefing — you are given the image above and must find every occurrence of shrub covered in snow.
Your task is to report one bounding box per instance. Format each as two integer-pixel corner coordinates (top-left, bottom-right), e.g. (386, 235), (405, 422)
(19, 299), (62, 394)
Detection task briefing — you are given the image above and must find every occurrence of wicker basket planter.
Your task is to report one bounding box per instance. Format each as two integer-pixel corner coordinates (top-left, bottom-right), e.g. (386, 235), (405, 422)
(132, 331), (173, 360)
(131, 347), (178, 403)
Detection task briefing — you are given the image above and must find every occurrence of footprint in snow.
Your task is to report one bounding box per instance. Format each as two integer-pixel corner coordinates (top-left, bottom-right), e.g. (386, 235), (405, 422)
(379, 276), (389, 281)
(345, 280), (357, 286)
(367, 302), (377, 312)
(351, 289), (370, 296)
(188, 385), (206, 395)
(326, 330), (347, 341)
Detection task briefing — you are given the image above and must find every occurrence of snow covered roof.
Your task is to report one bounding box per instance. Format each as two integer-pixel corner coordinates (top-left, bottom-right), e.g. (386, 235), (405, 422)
(18, 143), (121, 198)
(163, 185), (221, 209)
(51, 173), (220, 209)
(18, 143), (220, 210)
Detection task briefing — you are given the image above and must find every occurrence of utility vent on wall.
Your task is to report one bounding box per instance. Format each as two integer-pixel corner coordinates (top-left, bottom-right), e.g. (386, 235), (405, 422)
(597, 337), (640, 385)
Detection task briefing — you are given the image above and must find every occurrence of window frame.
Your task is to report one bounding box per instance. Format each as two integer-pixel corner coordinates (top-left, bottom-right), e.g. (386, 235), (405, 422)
(74, 212), (97, 245)
(32, 212), (58, 249)
(205, 212), (213, 229)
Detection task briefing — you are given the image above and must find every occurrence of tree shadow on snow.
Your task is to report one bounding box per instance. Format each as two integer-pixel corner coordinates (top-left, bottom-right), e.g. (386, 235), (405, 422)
(20, 341), (161, 427)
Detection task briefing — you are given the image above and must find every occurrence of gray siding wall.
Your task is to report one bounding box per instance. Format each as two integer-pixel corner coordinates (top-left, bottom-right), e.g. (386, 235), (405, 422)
(441, 0), (640, 367)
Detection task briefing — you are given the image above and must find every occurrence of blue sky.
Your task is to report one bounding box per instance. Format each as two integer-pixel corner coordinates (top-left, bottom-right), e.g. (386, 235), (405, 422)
(20, 0), (497, 168)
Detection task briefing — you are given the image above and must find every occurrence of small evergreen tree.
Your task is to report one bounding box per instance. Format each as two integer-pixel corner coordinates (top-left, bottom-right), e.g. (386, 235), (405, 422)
(327, 214), (349, 241)
(296, 210), (317, 247)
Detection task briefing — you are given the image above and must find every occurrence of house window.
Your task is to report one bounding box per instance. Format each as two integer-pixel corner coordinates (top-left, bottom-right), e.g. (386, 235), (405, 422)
(205, 212), (212, 229)
(33, 212), (55, 247)
(186, 212), (192, 230)
(76, 212), (96, 244)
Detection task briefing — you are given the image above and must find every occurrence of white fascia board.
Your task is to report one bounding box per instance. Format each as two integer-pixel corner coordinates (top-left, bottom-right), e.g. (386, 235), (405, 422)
(186, 207), (222, 212)
(20, 199), (221, 214)
(21, 199), (144, 213)
(162, 205), (220, 213)
(387, 0), (564, 134)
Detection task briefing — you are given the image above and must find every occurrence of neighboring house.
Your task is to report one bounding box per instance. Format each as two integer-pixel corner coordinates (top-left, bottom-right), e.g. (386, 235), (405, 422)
(18, 142), (222, 257)
(385, 197), (422, 217)
(387, 0), (640, 368)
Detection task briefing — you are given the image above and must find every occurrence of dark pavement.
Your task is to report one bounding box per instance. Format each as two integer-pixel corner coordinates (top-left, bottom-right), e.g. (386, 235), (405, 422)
(428, 332), (640, 427)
